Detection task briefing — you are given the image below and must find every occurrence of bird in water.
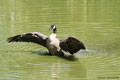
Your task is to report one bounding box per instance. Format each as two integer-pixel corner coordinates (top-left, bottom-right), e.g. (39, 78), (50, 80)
(7, 24), (86, 56)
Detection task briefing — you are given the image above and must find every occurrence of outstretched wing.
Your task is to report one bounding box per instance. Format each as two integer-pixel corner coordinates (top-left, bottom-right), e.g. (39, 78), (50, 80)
(60, 36), (85, 54)
(7, 32), (48, 47)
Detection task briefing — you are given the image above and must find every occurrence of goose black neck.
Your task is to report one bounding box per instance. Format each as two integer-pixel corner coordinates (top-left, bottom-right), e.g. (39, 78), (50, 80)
(53, 28), (57, 33)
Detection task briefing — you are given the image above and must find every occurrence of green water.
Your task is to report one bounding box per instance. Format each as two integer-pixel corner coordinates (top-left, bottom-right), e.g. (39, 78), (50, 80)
(0, 0), (120, 80)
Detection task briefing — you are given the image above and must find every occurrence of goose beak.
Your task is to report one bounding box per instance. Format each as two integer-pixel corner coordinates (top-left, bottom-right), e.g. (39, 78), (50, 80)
(49, 27), (52, 30)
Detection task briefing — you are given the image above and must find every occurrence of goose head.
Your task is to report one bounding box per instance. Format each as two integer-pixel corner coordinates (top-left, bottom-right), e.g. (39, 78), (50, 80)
(49, 24), (57, 33)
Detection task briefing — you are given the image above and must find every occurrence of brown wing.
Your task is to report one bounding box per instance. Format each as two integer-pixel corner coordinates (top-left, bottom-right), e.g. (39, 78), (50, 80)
(60, 36), (85, 54)
(7, 32), (48, 47)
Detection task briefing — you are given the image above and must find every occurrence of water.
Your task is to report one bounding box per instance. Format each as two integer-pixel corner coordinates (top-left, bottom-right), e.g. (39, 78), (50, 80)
(0, 0), (120, 80)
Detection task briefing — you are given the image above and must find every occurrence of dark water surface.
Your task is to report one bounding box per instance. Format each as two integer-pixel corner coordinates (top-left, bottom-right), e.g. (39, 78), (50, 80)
(0, 0), (120, 80)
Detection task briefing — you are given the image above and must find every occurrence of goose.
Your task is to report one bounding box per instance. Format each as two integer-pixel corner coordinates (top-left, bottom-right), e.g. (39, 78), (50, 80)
(7, 24), (86, 56)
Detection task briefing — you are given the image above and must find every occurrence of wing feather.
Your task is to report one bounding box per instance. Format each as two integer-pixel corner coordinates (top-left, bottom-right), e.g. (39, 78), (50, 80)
(7, 32), (48, 47)
(60, 37), (85, 54)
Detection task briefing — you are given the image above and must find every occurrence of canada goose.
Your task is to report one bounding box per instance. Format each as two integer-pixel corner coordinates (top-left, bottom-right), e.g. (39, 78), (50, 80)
(7, 24), (85, 56)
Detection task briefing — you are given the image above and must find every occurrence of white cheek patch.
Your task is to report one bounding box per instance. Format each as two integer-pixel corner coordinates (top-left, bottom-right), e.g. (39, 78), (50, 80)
(53, 25), (56, 29)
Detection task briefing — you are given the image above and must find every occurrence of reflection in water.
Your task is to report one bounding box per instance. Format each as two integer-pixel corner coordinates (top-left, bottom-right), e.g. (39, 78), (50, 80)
(50, 62), (64, 79)
(32, 50), (79, 61)
(58, 55), (79, 61)
(1, 55), (85, 80)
